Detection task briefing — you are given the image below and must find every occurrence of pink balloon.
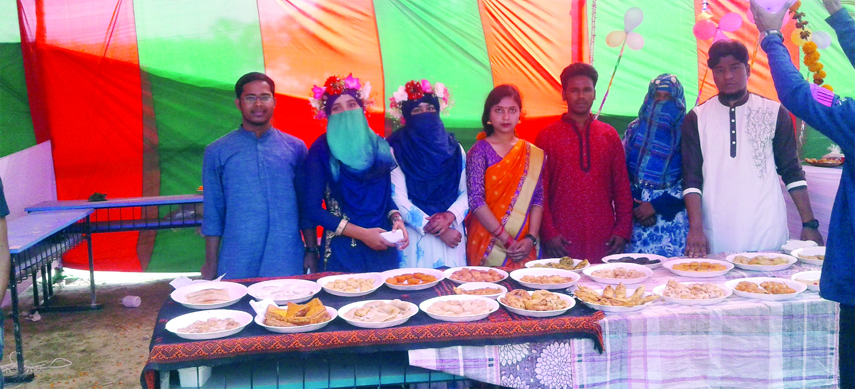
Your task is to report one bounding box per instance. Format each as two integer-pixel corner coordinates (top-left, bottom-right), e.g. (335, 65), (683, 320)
(719, 13), (743, 32)
(713, 30), (729, 42)
(626, 32), (644, 50)
(694, 19), (717, 40)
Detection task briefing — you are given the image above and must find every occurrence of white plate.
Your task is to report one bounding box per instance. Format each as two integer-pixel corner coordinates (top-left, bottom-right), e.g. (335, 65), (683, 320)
(443, 267), (508, 284)
(316, 273), (383, 297)
(497, 291), (576, 317)
(419, 295), (499, 322)
(791, 247), (826, 266)
(381, 268), (445, 291)
(573, 287), (658, 313)
(254, 306), (337, 333)
(724, 277), (807, 301)
(170, 281), (248, 310)
(525, 258), (590, 272)
(725, 253), (798, 271)
(582, 263), (652, 284)
(602, 253), (666, 269)
(246, 279), (320, 304)
(663, 258), (734, 278)
(791, 270), (821, 292)
(451, 282), (508, 299)
(781, 239), (818, 254)
(165, 309), (252, 340)
(509, 268), (581, 289)
(338, 299), (419, 329)
(652, 282), (732, 306)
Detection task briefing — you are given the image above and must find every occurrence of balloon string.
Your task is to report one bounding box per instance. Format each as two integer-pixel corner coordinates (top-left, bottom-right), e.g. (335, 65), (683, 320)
(595, 39), (626, 119)
(750, 35), (760, 71)
(695, 66), (709, 107)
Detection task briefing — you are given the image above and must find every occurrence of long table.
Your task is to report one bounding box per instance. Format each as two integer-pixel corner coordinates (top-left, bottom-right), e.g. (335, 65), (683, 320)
(141, 272), (605, 389)
(411, 259), (838, 388)
(6, 209), (98, 383)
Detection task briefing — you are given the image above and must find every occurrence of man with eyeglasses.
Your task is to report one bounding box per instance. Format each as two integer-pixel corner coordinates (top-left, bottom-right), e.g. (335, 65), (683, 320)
(201, 72), (317, 279)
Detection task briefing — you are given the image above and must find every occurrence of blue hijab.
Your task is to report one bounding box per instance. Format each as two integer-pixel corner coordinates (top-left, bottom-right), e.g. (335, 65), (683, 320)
(624, 74), (686, 189)
(387, 95), (463, 216)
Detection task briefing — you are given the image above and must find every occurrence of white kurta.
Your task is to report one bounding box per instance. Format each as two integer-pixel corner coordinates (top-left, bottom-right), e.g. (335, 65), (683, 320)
(391, 146), (468, 268)
(693, 94), (792, 253)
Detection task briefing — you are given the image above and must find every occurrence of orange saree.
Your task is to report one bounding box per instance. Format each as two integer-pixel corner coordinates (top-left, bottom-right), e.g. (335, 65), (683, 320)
(466, 140), (544, 269)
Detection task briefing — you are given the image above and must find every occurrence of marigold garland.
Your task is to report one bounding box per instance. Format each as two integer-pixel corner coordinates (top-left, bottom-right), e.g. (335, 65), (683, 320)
(790, 2), (832, 88)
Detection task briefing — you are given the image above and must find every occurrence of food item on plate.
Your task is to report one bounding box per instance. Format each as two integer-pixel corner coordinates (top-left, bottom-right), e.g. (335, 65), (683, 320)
(449, 268), (504, 282)
(532, 257), (589, 270)
(795, 278), (819, 286)
(732, 255), (788, 266)
(256, 283), (314, 300)
(264, 298), (331, 327)
(343, 300), (414, 322)
(735, 281), (796, 294)
(500, 289), (569, 311)
(178, 317), (241, 333)
(609, 256), (660, 265)
(662, 279), (726, 299)
(184, 288), (231, 304)
(575, 284), (659, 307)
(426, 300), (492, 316)
(326, 277), (375, 292)
(797, 254), (825, 261)
(805, 157), (843, 165)
(520, 275), (575, 284)
(671, 261), (727, 272)
(454, 286), (503, 296)
(590, 267), (646, 279)
(385, 273), (438, 285)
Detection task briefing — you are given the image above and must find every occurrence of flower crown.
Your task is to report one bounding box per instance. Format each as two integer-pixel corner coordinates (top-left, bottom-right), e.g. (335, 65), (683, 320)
(387, 79), (452, 122)
(309, 74), (373, 119)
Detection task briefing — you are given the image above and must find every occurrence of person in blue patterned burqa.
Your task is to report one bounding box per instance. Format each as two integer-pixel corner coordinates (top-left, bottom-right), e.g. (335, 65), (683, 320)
(386, 79), (467, 269)
(301, 74), (409, 272)
(201, 72), (318, 280)
(623, 74), (689, 257)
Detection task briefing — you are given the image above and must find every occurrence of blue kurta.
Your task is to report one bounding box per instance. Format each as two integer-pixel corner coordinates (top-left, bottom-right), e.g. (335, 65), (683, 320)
(764, 10), (855, 306)
(202, 127), (307, 279)
(301, 134), (399, 273)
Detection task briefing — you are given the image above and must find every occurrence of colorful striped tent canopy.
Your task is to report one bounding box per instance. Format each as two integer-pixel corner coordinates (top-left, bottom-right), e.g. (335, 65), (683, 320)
(2, 0), (850, 272)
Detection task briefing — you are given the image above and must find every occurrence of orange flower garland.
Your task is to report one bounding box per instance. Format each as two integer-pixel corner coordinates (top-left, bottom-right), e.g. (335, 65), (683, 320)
(790, 1), (833, 89)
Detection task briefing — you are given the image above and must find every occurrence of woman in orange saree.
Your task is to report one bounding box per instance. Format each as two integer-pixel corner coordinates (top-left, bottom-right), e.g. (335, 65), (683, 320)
(465, 85), (544, 269)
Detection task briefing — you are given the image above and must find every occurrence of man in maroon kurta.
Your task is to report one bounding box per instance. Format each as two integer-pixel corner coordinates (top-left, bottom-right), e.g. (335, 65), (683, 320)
(535, 63), (633, 262)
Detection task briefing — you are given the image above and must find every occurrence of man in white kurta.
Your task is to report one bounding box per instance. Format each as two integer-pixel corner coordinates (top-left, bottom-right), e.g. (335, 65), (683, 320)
(681, 39), (822, 256)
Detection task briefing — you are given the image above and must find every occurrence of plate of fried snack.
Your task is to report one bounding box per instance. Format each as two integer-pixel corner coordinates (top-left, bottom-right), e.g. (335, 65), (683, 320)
(510, 268), (580, 289)
(165, 309), (253, 340)
(805, 157), (843, 167)
(663, 258), (733, 278)
(453, 282), (508, 299)
(251, 298), (337, 334)
(338, 299), (418, 329)
(791, 247), (826, 266)
(791, 270), (821, 292)
(602, 253), (666, 269)
(247, 279), (321, 304)
(652, 279), (731, 306)
(725, 253), (797, 271)
(444, 267), (508, 284)
(170, 281), (248, 310)
(574, 283), (659, 313)
(582, 263), (652, 284)
(381, 268), (444, 291)
(525, 257), (590, 272)
(316, 273), (383, 297)
(497, 289), (575, 317)
(724, 277), (806, 301)
(419, 295), (499, 322)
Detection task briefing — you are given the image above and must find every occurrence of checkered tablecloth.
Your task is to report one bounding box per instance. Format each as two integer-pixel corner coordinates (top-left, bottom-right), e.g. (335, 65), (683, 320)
(409, 260), (839, 389)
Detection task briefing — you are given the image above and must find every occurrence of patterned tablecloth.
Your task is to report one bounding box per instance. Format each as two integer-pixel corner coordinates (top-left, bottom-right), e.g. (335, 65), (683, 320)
(410, 258), (839, 389)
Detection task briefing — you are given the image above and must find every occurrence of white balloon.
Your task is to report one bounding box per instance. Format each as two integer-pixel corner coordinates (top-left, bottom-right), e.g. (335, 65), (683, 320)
(624, 7), (644, 32)
(753, 0), (790, 12)
(626, 32), (644, 50)
(811, 30), (833, 49)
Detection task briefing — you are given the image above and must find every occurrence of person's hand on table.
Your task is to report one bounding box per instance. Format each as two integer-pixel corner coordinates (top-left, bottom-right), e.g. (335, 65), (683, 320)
(392, 218), (409, 250)
(749, 0), (788, 32)
(303, 251), (319, 274)
(200, 261), (217, 280)
(685, 227), (709, 258)
(424, 212), (455, 235)
(801, 227), (824, 246)
(438, 228), (462, 248)
(604, 235), (627, 256)
(544, 235), (571, 258)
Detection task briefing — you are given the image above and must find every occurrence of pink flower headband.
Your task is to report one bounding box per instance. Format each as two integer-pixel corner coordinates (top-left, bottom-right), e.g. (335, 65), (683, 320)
(387, 79), (452, 122)
(309, 74), (373, 120)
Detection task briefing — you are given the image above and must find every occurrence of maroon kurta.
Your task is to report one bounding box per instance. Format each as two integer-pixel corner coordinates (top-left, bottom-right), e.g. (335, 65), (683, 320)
(535, 114), (633, 262)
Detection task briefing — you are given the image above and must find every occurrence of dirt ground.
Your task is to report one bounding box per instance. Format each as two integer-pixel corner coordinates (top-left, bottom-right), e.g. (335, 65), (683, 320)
(0, 270), (178, 389)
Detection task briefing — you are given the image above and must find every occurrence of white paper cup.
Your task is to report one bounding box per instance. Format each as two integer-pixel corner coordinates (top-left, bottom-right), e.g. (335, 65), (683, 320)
(120, 296), (141, 308)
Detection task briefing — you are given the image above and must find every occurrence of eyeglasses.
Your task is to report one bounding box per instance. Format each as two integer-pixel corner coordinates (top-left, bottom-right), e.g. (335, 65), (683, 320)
(242, 94), (274, 103)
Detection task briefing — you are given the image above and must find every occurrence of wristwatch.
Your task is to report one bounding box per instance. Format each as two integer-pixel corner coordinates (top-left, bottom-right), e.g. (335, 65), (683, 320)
(525, 234), (538, 246)
(802, 219), (820, 229)
(305, 246), (320, 254)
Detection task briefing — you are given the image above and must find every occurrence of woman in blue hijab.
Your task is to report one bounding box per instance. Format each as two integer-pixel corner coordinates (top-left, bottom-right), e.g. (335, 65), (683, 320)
(386, 80), (467, 268)
(623, 74), (689, 257)
(301, 74), (409, 273)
